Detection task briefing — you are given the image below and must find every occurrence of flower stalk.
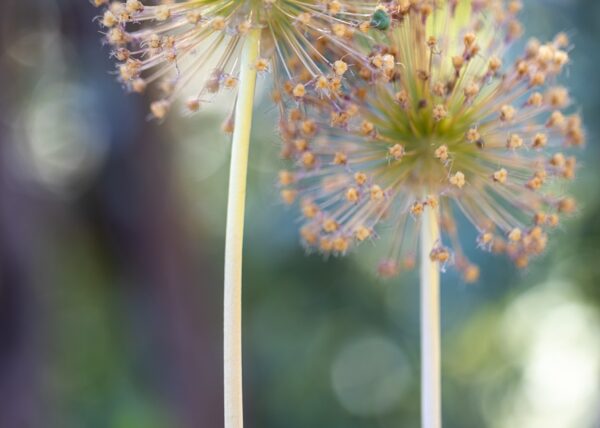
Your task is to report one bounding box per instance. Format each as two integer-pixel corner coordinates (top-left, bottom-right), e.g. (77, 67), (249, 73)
(223, 27), (260, 428)
(420, 201), (441, 428)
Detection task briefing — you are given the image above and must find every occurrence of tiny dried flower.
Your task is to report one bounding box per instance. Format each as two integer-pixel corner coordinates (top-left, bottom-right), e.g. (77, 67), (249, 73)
(95, 0), (377, 120)
(278, 0), (583, 281)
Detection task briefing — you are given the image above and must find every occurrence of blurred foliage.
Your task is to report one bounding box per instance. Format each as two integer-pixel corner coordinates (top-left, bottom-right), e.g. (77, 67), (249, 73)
(1, 0), (600, 427)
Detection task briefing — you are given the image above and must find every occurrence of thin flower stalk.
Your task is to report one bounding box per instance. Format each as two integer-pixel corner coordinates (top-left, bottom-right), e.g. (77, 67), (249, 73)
(420, 202), (441, 428)
(223, 28), (260, 428)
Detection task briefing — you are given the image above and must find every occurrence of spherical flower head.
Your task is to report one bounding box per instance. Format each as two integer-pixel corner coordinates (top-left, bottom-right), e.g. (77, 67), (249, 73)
(278, 0), (584, 281)
(94, 0), (377, 120)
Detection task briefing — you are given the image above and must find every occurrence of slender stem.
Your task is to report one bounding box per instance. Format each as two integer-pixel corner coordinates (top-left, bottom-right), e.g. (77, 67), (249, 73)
(223, 28), (260, 428)
(420, 202), (442, 428)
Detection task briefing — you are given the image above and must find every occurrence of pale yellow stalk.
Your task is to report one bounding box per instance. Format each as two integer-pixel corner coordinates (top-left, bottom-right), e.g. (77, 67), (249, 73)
(223, 28), (260, 428)
(420, 202), (442, 428)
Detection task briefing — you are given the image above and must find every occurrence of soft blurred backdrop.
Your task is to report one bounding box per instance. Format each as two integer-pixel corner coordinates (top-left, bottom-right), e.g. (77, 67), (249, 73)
(1, 0), (599, 427)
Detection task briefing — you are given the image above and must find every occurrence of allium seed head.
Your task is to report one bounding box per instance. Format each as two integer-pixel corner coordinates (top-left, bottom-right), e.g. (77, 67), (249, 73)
(277, 0), (584, 277)
(95, 0), (377, 119)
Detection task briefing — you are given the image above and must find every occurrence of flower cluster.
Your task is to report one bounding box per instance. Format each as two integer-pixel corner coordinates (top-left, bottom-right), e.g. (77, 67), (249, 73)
(94, 0), (377, 124)
(278, 0), (584, 281)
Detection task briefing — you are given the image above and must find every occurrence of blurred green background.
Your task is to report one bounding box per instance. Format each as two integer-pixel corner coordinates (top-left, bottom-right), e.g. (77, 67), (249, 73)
(1, 0), (599, 427)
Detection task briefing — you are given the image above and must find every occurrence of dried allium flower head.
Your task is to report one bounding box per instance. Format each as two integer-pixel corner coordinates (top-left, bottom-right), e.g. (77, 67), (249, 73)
(278, 0), (584, 281)
(94, 0), (376, 121)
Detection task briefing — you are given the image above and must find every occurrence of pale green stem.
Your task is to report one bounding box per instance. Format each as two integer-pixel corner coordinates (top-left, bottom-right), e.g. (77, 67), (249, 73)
(223, 28), (260, 428)
(420, 202), (442, 428)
